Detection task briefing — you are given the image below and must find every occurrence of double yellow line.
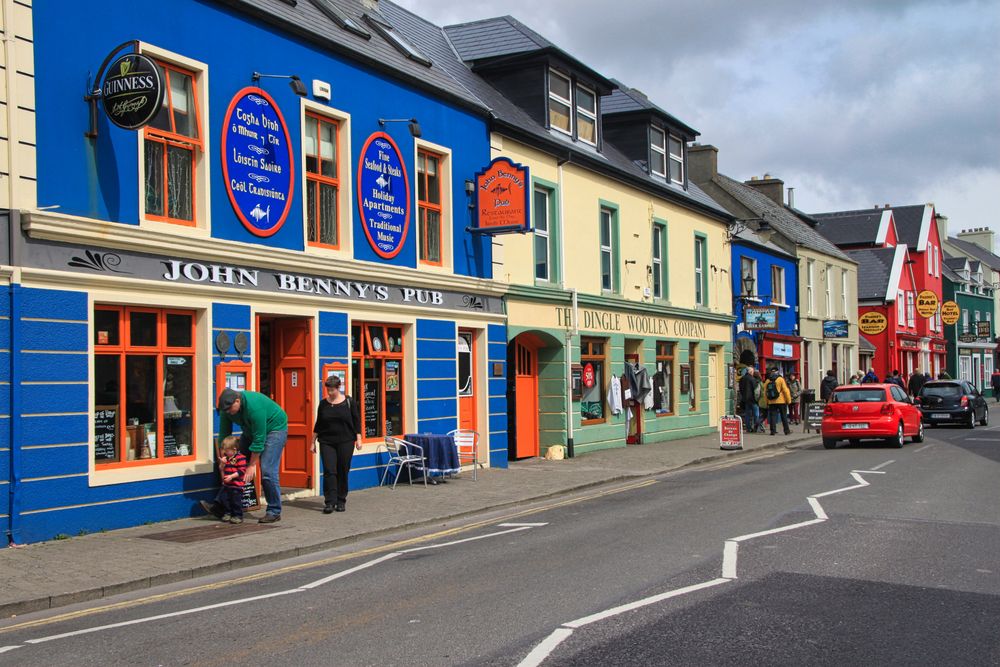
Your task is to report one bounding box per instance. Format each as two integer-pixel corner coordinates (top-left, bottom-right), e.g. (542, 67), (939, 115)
(2, 478), (657, 633)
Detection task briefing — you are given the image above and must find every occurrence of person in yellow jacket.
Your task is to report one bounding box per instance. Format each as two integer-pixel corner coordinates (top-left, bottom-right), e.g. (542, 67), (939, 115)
(763, 367), (792, 435)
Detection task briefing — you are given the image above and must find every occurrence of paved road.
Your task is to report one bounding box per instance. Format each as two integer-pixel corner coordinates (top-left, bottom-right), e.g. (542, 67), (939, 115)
(1, 426), (997, 666)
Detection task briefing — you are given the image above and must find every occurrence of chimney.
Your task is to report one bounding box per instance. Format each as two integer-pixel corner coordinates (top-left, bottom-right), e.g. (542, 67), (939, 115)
(935, 213), (948, 240)
(744, 174), (784, 205)
(787, 187), (795, 208)
(361, 0), (378, 9)
(957, 223), (995, 253)
(687, 144), (718, 184)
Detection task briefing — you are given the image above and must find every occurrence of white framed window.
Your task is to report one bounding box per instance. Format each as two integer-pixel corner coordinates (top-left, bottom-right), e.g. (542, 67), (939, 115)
(414, 138), (453, 270)
(907, 292), (916, 327)
(825, 265), (832, 316)
(898, 291), (906, 323)
(694, 235), (707, 305)
(600, 206), (615, 292)
(962, 309), (969, 333)
(987, 312), (993, 338)
(935, 307), (941, 332)
(840, 269), (848, 317)
(668, 134), (684, 184)
(772, 265), (785, 305)
(740, 256), (757, 297)
(652, 224), (664, 299)
(975, 310), (981, 330)
(534, 186), (551, 282)
(548, 69), (573, 136)
(806, 260), (815, 315)
(576, 83), (597, 146)
(302, 100), (352, 253)
(649, 126), (666, 177)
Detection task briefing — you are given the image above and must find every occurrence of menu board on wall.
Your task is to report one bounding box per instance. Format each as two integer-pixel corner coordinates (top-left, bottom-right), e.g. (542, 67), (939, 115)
(94, 405), (119, 461)
(162, 433), (178, 458)
(364, 379), (381, 438)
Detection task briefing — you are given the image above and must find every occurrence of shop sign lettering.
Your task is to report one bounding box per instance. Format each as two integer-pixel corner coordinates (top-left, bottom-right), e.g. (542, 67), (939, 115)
(859, 311), (888, 335)
(474, 157), (530, 233)
(100, 53), (164, 130)
(940, 301), (960, 326)
(554, 307), (707, 339)
(358, 132), (410, 259)
(221, 88), (295, 237)
(916, 290), (939, 318)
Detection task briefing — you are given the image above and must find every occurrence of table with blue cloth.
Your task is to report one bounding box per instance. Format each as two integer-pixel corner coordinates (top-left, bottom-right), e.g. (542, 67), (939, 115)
(403, 433), (460, 483)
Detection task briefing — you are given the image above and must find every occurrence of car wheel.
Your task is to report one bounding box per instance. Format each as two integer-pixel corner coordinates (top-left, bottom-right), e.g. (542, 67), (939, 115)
(967, 412), (976, 429)
(980, 406), (989, 426)
(890, 422), (904, 448)
(822, 438), (837, 450)
(912, 421), (924, 443)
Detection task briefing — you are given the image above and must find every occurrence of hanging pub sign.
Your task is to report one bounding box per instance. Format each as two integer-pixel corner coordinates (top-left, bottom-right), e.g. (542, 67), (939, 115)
(357, 132), (410, 259)
(221, 88), (295, 237)
(959, 333), (978, 343)
(977, 321), (992, 339)
(941, 300), (961, 326)
(744, 305), (778, 330)
(472, 157), (530, 234)
(823, 319), (849, 338)
(100, 53), (164, 130)
(859, 311), (888, 336)
(916, 290), (939, 319)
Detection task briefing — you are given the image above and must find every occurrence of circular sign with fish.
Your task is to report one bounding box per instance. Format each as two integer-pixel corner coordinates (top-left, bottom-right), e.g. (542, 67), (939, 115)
(357, 131), (410, 259)
(221, 87), (294, 237)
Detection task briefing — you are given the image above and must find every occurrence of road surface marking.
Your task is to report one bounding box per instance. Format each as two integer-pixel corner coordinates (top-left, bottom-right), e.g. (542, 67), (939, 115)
(400, 526), (533, 553)
(1, 484), (648, 635)
(518, 628), (574, 667)
(0, 645), (22, 653)
(871, 459), (895, 471)
(912, 444), (934, 453)
(517, 468), (883, 667)
(497, 523), (549, 527)
(852, 470), (886, 474)
(299, 553), (399, 590)
(966, 438), (1000, 441)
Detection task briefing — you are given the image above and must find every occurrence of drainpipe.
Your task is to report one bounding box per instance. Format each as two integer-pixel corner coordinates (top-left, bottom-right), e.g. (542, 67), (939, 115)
(7, 282), (20, 545)
(556, 155), (577, 457)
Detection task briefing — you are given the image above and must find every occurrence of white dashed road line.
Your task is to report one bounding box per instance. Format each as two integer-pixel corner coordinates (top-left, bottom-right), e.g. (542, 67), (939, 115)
(912, 444), (934, 453)
(870, 460), (895, 471)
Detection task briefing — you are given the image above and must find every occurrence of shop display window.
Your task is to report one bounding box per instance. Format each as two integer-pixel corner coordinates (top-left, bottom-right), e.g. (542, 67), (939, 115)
(689, 342), (699, 410)
(580, 337), (607, 424)
(351, 322), (405, 440)
(654, 341), (675, 415)
(94, 306), (197, 466)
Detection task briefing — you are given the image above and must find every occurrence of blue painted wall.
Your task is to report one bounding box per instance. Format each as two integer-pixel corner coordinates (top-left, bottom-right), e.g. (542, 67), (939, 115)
(731, 241), (800, 362)
(33, 1), (492, 277)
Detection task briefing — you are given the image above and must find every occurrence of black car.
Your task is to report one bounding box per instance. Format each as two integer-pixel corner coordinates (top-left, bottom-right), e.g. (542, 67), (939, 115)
(917, 380), (988, 428)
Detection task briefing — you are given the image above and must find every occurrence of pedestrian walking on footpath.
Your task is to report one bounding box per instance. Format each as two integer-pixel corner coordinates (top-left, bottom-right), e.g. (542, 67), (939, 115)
(820, 369), (839, 402)
(887, 369), (906, 390)
(861, 369), (879, 384)
(787, 372), (802, 424)
(202, 388), (289, 524)
(907, 370), (927, 398)
(991, 370), (1000, 403)
(764, 367), (792, 435)
(312, 375), (362, 513)
(739, 367), (760, 433)
(217, 436), (247, 524)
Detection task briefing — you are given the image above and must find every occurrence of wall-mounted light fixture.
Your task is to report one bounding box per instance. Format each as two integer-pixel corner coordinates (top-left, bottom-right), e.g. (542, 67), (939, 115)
(378, 117), (422, 137)
(252, 71), (308, 96)
(725, 212), (775, 245)
(464, 179), (475, 210)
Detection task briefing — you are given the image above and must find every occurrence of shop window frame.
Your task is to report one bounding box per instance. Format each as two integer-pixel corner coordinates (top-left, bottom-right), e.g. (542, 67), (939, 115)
(352, 322), (406, 443)
(533, 177), (561, 285)
(580, 337), (608, 425)
(654, 340), (675, 416)
(304, 111), (342, 250)
(417, 148), (445, 266)
(93, 305), (198, 469)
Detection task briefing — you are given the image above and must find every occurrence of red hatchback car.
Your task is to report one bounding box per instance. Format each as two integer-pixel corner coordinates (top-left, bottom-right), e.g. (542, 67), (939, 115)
(821, 384), (924, 449)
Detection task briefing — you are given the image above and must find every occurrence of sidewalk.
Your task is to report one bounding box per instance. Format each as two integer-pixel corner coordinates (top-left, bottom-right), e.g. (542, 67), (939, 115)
(0, 428), (816, 618)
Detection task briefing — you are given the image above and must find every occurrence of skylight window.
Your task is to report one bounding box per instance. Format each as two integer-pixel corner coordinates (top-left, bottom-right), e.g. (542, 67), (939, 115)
(364, 14), (432, 67)
(310, 0), (371, 39)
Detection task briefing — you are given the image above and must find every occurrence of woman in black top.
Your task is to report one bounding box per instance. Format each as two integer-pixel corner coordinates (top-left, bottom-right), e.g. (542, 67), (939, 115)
(311, 375), (362, 513)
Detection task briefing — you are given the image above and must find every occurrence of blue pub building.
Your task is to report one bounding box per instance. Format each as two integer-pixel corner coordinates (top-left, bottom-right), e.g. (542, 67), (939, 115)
(1, 0), (507, 543)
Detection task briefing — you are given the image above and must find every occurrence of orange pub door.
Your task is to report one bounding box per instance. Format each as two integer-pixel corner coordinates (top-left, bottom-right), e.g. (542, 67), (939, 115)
(258, 316), (313, 489)
(458, 330), (477, 433)
(513, 337), (539, 458)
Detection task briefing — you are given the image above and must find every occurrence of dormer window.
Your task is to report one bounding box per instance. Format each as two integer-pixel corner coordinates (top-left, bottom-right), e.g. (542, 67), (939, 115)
(668, 134), (684, 183)
(649, 127), (666, 177)
(547, 68), (599, 146)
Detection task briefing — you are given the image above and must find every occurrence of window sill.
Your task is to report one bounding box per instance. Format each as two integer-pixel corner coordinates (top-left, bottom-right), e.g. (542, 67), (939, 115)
(581, 419), (606, 426)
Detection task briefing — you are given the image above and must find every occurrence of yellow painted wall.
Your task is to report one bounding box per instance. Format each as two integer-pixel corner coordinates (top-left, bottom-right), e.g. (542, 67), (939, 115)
(798, 247), (860, 382)
(492, 136), (732, 316)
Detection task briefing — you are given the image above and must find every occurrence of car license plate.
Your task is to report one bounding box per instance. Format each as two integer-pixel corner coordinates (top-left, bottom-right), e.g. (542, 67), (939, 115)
(931, 413), (949, 419)
(843, 423), (868, 429)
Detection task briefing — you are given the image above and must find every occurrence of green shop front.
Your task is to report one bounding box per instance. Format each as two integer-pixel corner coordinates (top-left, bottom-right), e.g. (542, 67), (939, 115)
(504, 288), (734, 458)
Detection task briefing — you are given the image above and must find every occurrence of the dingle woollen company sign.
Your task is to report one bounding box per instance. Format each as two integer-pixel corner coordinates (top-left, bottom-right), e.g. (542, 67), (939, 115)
(474, 157), (530, 233)
(859, 311), (888, 335)
(941, 300), (960, 326)
(916, 290), (939, 319)
(101, 53), (164, 130)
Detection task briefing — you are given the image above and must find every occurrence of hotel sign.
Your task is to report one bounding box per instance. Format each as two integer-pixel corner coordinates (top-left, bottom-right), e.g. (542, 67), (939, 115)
(358, 132), (410, 259)
(100, 53), (164, 130)
(473, 157), (530, 234)
(941, 301), (960, 326)
(222, 88), (295, 237)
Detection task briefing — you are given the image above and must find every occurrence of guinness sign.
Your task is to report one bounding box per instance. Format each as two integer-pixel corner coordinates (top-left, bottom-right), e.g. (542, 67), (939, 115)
(101, 53), (164, 130)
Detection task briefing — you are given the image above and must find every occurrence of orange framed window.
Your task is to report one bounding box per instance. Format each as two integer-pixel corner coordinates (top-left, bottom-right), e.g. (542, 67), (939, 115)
(143, 60), (202, 226)
(305, 112), (340, 248)
(654, 341), (675, 416)
(351, 322), (405, 441)
(94, 305), (197, 467)
(580, 337), (607, 425)
(417, 149), (443, 265)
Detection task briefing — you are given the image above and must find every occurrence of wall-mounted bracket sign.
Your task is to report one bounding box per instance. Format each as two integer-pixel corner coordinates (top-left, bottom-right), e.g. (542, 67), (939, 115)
(100, 52), (164, 130)
(471, 157), (530, 234)
(941, 300), (960, 326)
(744, 305), (778, 330)
(221, 88), (295, 237)
(916, 290), (939, 319)
(357, 132), (410, 259)
(859, 311), (888, 336)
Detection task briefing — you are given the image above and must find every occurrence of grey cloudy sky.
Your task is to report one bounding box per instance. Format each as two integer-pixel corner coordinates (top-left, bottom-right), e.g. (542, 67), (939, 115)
(396, 0), (1000, 243)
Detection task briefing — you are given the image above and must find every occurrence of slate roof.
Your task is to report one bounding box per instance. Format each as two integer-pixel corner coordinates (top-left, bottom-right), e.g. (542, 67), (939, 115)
(603, 79), (698, 138)
(944, 256), (969, 272)
(228, 0), (489, 113)
(811, 209), (884, 247)
(947, 237), (1000, 271)
(379, 2), (731, 220)
(859, 334), (876, 352)
(942, 261), (964, 284)
(706, 173), (853, 262)
(847, 247), (897, 301)
(888, 204), (926, 249)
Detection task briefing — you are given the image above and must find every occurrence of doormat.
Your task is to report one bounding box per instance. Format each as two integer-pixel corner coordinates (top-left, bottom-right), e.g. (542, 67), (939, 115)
(140, 522), (277, 543)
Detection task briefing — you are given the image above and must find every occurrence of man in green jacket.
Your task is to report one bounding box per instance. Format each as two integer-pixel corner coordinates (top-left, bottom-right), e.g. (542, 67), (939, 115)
(202, 388), (288, 523)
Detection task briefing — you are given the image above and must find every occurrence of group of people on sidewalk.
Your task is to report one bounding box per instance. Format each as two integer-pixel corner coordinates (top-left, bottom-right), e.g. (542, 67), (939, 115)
(200, 375), (362, 524)
(737, 366), (798, 436)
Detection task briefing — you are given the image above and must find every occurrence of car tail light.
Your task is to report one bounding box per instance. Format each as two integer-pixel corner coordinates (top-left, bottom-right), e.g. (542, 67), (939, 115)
(880, 403), (895, 416)
(824, 404), (833, 415)
(961, 395), (969, 408)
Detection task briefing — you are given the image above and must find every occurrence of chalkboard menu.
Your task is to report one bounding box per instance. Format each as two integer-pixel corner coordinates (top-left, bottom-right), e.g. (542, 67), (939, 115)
(95, 405), (119, 461)
(241, 472), (260, 510)
(806, 402), (825, 431)
(163, 433), (178, 458)
(364, 379), (381, 438)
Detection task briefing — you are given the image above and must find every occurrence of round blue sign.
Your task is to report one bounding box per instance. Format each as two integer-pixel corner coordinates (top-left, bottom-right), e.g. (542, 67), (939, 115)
(357, 132), (410, 259)
(221, 88), (294, 237)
